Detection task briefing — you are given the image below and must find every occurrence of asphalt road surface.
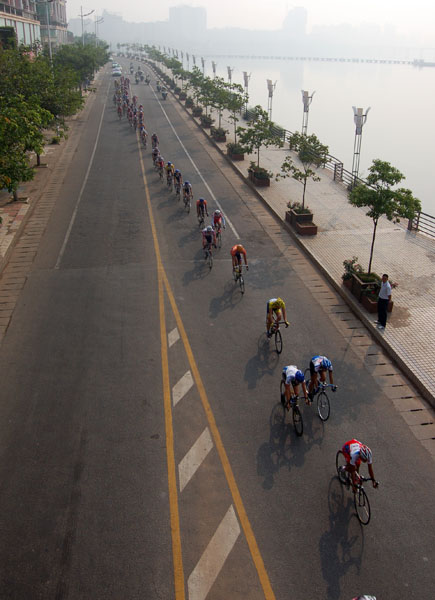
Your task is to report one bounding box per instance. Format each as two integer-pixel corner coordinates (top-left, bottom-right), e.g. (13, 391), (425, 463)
(0, 63), (433, 600)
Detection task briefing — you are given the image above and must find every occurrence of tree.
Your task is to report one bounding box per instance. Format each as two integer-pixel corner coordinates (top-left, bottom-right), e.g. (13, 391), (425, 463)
(349, 159), (421, 273)
(236, 105), (283, 168)
(226, 83), (247, 144)
(277, 132), (329, 209)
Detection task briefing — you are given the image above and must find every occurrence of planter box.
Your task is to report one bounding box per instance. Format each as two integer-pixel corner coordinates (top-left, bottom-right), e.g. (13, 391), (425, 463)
(361, 295), (394, 313)
(350, 272), (380, 302)
(249, 171), (270, 187)
(192, 107), (203, 117)
(295, 221), (317, 235)
(343, 278), (353, 290)
(212, 134), (226, 142)
(285, 209), (313, 226)
(228, 152), (244, 161)
(179, 93), (187, 101)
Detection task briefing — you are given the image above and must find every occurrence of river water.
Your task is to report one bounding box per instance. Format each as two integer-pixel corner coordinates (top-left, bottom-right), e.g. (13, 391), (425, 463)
(198, 57), (434, 214)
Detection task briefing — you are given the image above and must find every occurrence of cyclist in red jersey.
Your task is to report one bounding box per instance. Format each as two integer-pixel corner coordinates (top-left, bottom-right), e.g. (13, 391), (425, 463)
(341, 439), (378, 492)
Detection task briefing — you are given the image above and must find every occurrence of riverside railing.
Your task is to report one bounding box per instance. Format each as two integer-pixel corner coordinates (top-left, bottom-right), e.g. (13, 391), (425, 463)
(408, 211), (435, 238)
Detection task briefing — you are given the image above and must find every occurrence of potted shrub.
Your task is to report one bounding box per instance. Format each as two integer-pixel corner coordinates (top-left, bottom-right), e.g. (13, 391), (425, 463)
(226, 142), (245, 161)
(200, 114), (214, 129)
(342, 256), (363, 290)
(179, 91), (187, 101)
(174, 86), (181, 95)
(361, 285), (395, 313)
(211, 126), (228, 142)
(185, 96), (194, 108)
(192, 105), (203, 117)
(248, 161), (272, 187)
(285, 201), (313, 226)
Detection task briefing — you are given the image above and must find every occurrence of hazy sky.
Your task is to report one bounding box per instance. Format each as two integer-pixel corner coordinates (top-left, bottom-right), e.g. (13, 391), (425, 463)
(68, 0), (435, 42)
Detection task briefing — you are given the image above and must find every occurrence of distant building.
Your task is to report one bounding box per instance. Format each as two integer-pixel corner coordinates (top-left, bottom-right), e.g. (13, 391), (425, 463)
(282, 7), (307, 37)
(168, 5), (206, 31)
(36, 0), (68, 48)
(0, 0), (41, 45)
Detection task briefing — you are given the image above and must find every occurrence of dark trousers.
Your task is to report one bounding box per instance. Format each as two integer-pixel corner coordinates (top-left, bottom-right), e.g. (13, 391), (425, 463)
(377, 298), (389, 327)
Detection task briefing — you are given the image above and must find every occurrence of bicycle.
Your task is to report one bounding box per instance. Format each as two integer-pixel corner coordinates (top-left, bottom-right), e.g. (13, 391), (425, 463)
(304, 370), (336, 422)
(266, 317), (286, 354)
(174, 181), (181, 199)
(197, 208), (206, 228)
(141, 132), (147, 148)
(213, 223), (223, 248)
(336, 451), (378, 525)
(166, 172), (173, 191)
(204, 243), (213, 270)
(158, 166), (163, 182)
(233, 264), (247, 294)
(280, 378), (303, 436)
(183, 192), (191, 213)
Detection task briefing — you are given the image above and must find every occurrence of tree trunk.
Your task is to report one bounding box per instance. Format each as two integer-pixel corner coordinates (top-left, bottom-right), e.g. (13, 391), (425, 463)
(257, 147), (260, 167)
(368, 218), (378, 274)
(36, 153), (41, 167)
(302, 178), (307, 209)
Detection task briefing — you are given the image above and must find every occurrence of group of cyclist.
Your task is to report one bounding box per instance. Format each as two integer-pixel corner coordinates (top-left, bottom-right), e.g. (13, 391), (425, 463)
(115, 74), (378, 498)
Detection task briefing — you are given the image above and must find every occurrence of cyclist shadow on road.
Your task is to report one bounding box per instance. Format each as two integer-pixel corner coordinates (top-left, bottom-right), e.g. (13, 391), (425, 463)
(246, 258), (287, 291)
(244, 333), (280, 390)
(182, 249), (217, 284)
(256, 401), (325, 490)
(319, 477), (365, 600)
(208, 280), (244, 317)
(178, 226), (201, 249)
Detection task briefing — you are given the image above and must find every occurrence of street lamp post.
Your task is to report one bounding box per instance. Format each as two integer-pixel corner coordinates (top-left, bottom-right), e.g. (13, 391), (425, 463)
(301, 90), (315, 135)
(212, 61), (217, 77)
(243, 71), (251, 116)
(267, 79), (276, 120)
(94, 14), (103, 47)
(201, 57), (205, 75)
(227, 66), (233, 84)
(79, 6), (95, 46)
(351, 106), (371, 183)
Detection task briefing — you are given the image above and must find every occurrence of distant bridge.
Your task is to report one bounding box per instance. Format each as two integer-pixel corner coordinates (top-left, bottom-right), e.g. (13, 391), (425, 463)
(200, 55), (435, 67)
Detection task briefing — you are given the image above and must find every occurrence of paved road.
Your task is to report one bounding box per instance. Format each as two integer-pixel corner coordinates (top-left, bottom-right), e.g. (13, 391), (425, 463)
(0, 65), (433, 600)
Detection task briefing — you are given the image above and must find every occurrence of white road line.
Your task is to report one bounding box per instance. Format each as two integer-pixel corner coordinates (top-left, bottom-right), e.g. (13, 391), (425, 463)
(178, 427), (213, 492)
(188, 505), (240, 600)
(168, 327), (180, 347)
(172, 370), (194, 406)
(150, 86), (240, 239)
(55, 80), (110, 270)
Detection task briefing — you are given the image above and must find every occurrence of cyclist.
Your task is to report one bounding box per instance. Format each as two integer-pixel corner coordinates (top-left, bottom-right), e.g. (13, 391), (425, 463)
(202, 225), (216, 256)
(266, 298), (289, 337)
(183, 181), (193, 204)
(196, 197), (208, 221)
(212, 209), (226, 233)
(231, 244), (248, 272)
(151, 132), (159, 148)
(165, 161), (175, 177)
(341, 439), (378, 492)
(307, 355), (336, 401)
(156, 154), (164, 177)
(152, 146), (160, 164)
(174, 169), (183, 192)
(281, 365), (308, 408)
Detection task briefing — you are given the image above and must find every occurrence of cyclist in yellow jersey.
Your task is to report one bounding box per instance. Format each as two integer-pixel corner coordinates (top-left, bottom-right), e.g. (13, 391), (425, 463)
(266, 297), (289, 337)
(165, 161), (175, 176)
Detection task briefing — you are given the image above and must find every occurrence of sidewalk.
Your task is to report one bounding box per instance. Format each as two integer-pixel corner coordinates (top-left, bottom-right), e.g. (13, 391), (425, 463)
(190, 106), (435, 405)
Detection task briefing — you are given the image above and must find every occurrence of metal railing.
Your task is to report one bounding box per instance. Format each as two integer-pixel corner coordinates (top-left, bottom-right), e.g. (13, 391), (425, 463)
(408, 211), (435, 238)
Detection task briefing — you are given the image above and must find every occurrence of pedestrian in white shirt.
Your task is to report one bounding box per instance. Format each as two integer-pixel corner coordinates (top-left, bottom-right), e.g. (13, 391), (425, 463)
(375, 274), (392, 330)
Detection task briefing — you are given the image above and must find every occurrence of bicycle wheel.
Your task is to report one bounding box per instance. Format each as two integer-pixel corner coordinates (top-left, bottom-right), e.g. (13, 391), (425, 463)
(208, 251), (213, 270)
(317, 391), (330, 421)
(186, 199), (190, 213)
(274, 329), (282, 354)
(292, 405), (303, 436)
(354, 487), (371, 525)
(304, 368), (311, 387)
(217, 230), (222, 248)
(336, 450), (348, 484)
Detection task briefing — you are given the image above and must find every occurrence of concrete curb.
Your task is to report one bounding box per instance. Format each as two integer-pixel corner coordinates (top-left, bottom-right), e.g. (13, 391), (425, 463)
(148, 64), (434, 407)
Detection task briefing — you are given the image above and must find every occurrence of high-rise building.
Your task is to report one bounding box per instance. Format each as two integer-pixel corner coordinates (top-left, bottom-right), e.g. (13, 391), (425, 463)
(36, 0), (68, 48)
(0, 0), (41, 45)
(168, 5), (206, 32)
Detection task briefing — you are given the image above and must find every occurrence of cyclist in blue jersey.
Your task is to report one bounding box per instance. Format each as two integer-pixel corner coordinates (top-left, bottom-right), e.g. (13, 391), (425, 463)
(307, 355), (336, 401)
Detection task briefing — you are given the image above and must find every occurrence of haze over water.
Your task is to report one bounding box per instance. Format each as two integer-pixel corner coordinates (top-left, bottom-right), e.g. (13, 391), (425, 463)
(200, 57), (434, 214)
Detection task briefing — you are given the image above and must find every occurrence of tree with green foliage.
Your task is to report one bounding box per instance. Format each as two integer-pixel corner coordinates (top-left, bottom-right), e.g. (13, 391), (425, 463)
(236, 105), (283, 168)
(277, 132), (329, 210)
(349, 159), (421, 273)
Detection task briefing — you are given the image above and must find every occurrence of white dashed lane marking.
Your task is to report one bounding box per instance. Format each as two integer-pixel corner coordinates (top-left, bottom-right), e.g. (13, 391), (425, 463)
(172, 370), (194, 406)
(178, 427), (214, 492)
(188, 504), (241, 600)
(168, 327), (180, 347)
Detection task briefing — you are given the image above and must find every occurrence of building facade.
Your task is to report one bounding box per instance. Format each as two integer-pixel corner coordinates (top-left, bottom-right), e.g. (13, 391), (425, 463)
(36, 0), (68, 48)
(0, 0), (41, 45)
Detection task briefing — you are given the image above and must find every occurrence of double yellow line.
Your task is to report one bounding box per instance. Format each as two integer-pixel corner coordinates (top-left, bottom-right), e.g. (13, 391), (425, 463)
(137, 139), (276, 600)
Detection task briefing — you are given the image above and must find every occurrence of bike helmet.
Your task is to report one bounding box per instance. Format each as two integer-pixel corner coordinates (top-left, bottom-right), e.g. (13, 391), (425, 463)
(214, 209), (221, 216)
(359, 445), (372, 462)
(294, 370), (305, 384)
(321, 358), (332, 370)
(236, 244), (244, 252)
(175, 169), (180, 174)
(184, 181), (190, 186)
(199, 197), (205, 203)
(206, 226), (213, 232)
(167, 161), (172, 166)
